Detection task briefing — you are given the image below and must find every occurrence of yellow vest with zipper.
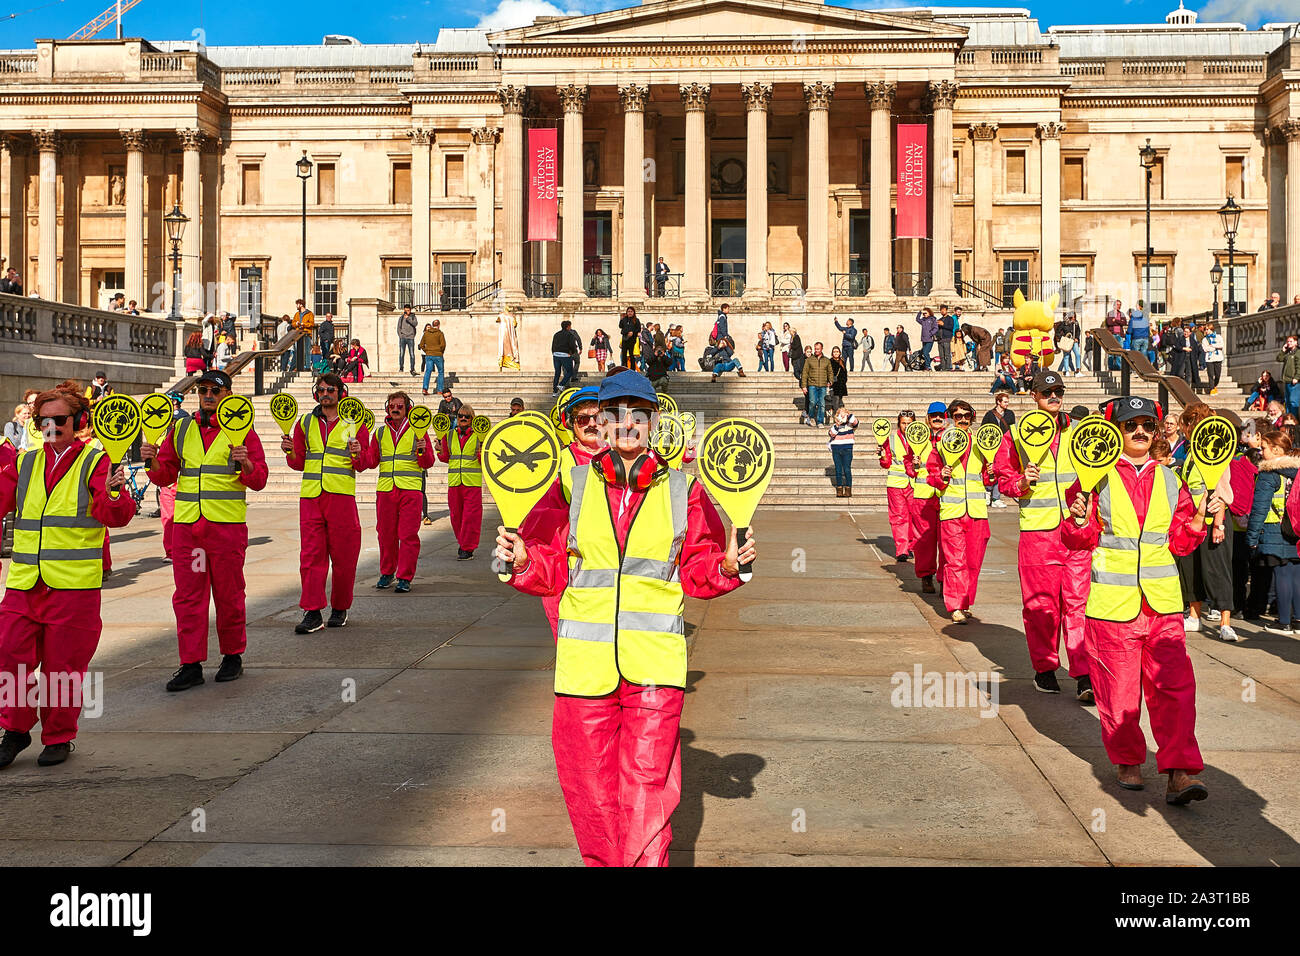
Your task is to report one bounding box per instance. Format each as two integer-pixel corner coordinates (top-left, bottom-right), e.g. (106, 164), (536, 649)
(1012, 419), (1076, 531)
(1086, 464), (1182, 622)
(376, 423), (423, 493)
(446, 430), (482, 488)
(886, 433), (911, 490)
(300, 413), (355, 498)
(173, 418), (246, 524)
(7, 443), (107, 590)
(939, 448), (989, 521)
(555, 464), (691, 697)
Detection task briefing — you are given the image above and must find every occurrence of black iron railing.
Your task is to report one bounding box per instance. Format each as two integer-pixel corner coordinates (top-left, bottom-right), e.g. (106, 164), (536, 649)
(524, 273), (561, 298)
(391, 280), (498, 310)
(958, 278), (1063, 308)
(832, 272), (869, 297)
(770, 273), (806, 298)
(893, 272), (933, 296)
(583, 273), (619, 299)
(646, 272), (682, 298)
(709, 273), (745, 298)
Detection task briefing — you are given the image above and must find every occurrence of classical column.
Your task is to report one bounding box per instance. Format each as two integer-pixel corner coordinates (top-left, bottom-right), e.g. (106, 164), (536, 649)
(409, 128), (433, 295)
(121, 129), (146, 306)
(680, 83), (711, 298)
(865, 81), (896, 297)
(929, 80), (958, 296)
(32, 129), (58, 300)
(804, 81), (834, 298)
(179, 129), (203, 312)
(1, 135), (26, 285)
(1283, 120), (1300, 298)
(739, 82), (773, 301)
(1038, 122), (1064, 300)
(60, 138), (80, 304)
(557, 83), (588, 301)
(620, 84), (648, 301)
(645, 111), (660, 268)
(472, 126), (500, 286)
(498, 85), (528, 300)
(970, 123), (997, 283)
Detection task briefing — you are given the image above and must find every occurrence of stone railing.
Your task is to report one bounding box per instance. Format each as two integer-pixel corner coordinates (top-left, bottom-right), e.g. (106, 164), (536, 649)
(1223, 302), (1300, 390)
(1061, 56), (1267, 83)
(955, 46), (1058, 73)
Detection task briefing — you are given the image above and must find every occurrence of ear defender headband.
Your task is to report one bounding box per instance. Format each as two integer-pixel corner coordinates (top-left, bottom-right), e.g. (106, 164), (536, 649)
(593, 448), (666, 492)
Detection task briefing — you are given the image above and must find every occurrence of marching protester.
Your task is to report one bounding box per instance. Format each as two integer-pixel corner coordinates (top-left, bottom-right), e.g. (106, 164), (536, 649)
(907, 402), (948, 594)
(495, 369), (756, 866)
(828, 403), (858, 498)
(1063, 396), (1215, 803)
(282, 373), (370, 632)
(878, 410), (916, 561)
(993, 369), (1093, 701)
(366, 391), (435, 593)
(436, 404), (483, 560)
(927, 399), (990, 622)
(0, 382), (134, 768)
(143, 370), (269, 691)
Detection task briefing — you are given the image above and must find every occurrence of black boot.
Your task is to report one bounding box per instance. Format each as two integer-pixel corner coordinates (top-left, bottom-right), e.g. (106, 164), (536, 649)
(37, 742), (73, 766)
(166, 663), (204, 692)
(295, 609), (325, 634)
(0, 730), (32, 769)
(215, 654), (243, 682)
(326, 609), (348, 628)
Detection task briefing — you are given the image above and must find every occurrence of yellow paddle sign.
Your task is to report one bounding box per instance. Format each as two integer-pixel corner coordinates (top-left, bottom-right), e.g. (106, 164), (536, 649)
(269, 392), (299, 436)
(973, 422), (1004, 465)
(471, 415), (491, 436)
(431, 413), (451, 437)
(697, 418), (774, 582)
(1189, 415), (1237, 493)
(904, 420), (932, 462)
(1016, 409), (1057, 484)
(361, 405), (375, 435)
(140, 393), (175, 445)
(25, 417), (42, 446)
(651, 413), (688, 469)
(1068, 417), (1123, 493)
(550, 402), (573, 444)
(680, 411), (697, 437)
(337, 397), (366, 441)
(215, 394), (255, 447)
(657, 392), (679, 417)
(481, 415), (562, 582)
(873, 418), (892, 446)
(938, 425), (970, 468)
(91, 393), (142, 465)
(409, 405), (433, 434)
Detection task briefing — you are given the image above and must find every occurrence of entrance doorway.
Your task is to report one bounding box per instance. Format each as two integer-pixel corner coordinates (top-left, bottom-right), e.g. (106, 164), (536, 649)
(711, 219), (745, 297)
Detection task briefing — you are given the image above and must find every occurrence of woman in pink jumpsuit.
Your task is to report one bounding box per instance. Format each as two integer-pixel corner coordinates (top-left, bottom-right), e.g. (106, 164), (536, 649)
(926, 400), (990, 623)
(877, 410), (916, 561)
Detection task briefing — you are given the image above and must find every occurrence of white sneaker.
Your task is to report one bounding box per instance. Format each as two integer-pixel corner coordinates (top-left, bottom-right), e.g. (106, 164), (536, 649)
(1204, 609), (1221, 623)
(1265, 623), (1295, 636)
(1218, 625), (1243, 643)
(1183, 616), (1201, 632)
(992, 499), (1008, 508)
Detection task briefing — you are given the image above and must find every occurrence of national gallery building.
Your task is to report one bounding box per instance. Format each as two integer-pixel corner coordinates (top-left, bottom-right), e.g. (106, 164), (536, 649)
(1, 1), (1298, 325)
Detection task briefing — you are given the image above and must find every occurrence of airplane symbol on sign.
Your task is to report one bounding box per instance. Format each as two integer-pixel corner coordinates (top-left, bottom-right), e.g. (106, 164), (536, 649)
(495, 436), (549, 474)
(143, 405), (170, 424)
(1022, 419), (1054, 440)
(222, 406), (250, 423)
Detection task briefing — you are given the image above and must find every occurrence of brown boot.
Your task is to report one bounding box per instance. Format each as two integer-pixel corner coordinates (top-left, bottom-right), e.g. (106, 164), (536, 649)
(737, 368), (747, 378)
(1116, 764), (1144, 791)
(1166, 770), (1208, 805)
(835, 486), (844, 497)
(845, 486), (852, 498)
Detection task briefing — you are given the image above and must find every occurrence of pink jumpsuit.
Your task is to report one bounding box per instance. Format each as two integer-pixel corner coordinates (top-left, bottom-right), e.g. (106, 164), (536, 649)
(906, 432), (942, 580)
(878, 432), (914, 558)
(364, 419), (437, 581)
(286, 417), (370, 612)
(926, 446), (991, 614)
(510, 475), (742, 866)
(1062, 461), (1205, 773)
(0, 440), (136, 743)
(436, 428), (483, 552)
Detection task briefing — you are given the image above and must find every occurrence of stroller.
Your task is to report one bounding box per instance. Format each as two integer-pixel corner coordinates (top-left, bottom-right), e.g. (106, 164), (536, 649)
(906, 349), (933, 372)
(698, 344), (719, 372)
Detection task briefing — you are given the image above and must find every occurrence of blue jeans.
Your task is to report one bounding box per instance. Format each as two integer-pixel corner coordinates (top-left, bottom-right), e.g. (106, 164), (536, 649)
(1288, 382), (1300, 416)
(423, 355), (445, 393)
(807, 385), (827, 425)
(672, 349), (685, 371)
(921, 340), (934, 366)
(991, 373), (1015, 394)
(1276, 560), (1300, 627)
(760, 348), (774, 371)
(398, 337), (415, 372)
(1130, 335), (1149, 357)
(713, 359), (740, 375)
(553, 355), (574, 391)
(831, 444), (853, 487)
(1058, 349), (1077, 374)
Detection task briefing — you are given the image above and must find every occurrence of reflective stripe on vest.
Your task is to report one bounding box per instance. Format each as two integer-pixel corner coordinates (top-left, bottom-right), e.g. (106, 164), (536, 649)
(886, 432), (911, 490)
(1086, 465), (1183, 622)
(912, 435), (938, 499)
(300, 413), (355, 498)
(1180, 456), (1207, 508)
(1012, 420), (1076, 531)
(447, 430), (482, 488)
(173, 418), (246, 524)
(7, 444), (107, 590)
(939, 449), (989, 522)
(555, 464), (690, 697)
(376, 423), (422, 493)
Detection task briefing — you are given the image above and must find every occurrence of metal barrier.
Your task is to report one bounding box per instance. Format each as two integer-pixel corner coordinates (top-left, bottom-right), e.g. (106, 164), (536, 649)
(832, 272), (869, 297)
(1090, 327), (1198, 411)
(645, 272), (682, 298)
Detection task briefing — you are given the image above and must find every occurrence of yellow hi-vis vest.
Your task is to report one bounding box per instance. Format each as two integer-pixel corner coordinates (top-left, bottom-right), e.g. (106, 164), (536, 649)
(1267, 473), (1287, 524)
(912, 434), (939, 500)
(446, 430), (482, 488)
(1086, 464), (1183, 622)
(555, 464), (691, 697)
(1180, 456), (1207, 509)
(173, 418), (246, 524)
(886, 432), (911, 490)
(8, 443), (107, 590)
(376, 423), (423, 493)
(300, 413), (355, 498)
(939, 448), (989, 521)
(1012, 419), (1076, 531)
(559, 445), (580, 502)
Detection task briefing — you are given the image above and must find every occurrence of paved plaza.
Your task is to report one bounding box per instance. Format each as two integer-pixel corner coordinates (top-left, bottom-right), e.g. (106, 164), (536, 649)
(0, 506), (1296, 866)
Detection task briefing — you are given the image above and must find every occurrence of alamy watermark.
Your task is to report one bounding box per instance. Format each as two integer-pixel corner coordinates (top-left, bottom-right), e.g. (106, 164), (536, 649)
(890, 664), (999, 718)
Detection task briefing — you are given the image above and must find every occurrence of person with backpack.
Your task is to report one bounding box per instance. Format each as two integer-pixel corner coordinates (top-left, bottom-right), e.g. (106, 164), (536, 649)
(861, 328), (875, 372)
(935, 306), (957, 371)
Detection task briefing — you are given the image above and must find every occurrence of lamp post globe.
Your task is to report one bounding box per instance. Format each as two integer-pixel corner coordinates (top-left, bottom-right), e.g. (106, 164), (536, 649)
(296, 150), (313, 307)
(1210, 261), (1223, 323)
(1218, 195), (1241, 317)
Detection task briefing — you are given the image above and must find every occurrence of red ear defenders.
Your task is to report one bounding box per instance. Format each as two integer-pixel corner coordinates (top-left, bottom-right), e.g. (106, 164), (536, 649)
(313, 379), (348, 401)
(37, 403), (90, 432)
(594, 448), (665, 492)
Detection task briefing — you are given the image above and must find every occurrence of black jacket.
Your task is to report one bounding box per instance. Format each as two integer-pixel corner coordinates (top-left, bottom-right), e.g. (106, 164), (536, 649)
(618, 314), (640, 347)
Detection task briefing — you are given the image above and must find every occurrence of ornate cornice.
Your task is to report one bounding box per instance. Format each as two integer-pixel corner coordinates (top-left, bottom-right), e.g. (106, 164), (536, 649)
(1037, 121), (1065, 140)
(927, 79), (958, 111)
(679, 82), (711, 111)
(178, 128), (204, 150)
(803, 81), (834, 111)
(865, 80), (896, 110)
(471, 126), (500, 146)
(30, 128), (59, 152)
(408, 127), (433, 146)
(740, 81), (772, 112)
(497, 84), (529, 114)
(969, 122), (998, 141)
(556, 83), (588, 114)
(618, 83), (648, 112)
(406, 92), (500, 105)
(1063, 94), (1258, 109)
(0, 92), (208, 106)
(497, 40), (963, 58)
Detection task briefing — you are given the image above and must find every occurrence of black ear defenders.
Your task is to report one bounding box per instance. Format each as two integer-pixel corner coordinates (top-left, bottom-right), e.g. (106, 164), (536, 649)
(594, 448), (666, 492)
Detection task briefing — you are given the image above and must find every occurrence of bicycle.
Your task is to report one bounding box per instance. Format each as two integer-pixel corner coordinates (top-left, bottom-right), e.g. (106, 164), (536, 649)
(122, 462), (151, 515)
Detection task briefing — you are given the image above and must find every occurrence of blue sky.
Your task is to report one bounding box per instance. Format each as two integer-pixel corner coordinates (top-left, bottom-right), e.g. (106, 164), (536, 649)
(0, 0), (1295, 48)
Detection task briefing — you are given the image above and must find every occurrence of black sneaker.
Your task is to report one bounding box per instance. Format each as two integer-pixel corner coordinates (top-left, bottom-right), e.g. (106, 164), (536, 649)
(295, 610), (325, 634)
(463, 550), (475, 560)
(166, 663), (204, 692)
(214, 654), (243, 682)
(375, 574), (394, 590)
(0, 730), (32, 769)
(896, 553), (910, 563)
(326, 609), (348, 628)
(37, 742), (72, 766)
(395, 579), (411, 593)
(921, 575), (936, 594)
(1034, 670), (1062, 694)
(1076, 674), (1094, 704)
(457, 550), (473, 561)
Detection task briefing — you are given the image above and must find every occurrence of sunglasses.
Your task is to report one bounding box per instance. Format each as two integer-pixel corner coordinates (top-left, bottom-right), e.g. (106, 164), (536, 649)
(572, 413), (599, 427)
(1122, 419), (1156, 434)
(317, 386), (339, 394)
(599, 406), (655, 426)
(41, 415), (73, 426)
(195, 385), (226, 396)
(457, 415), (471, 421)
(1040, 388), (1065, 399)
(953, 413), (973, 421)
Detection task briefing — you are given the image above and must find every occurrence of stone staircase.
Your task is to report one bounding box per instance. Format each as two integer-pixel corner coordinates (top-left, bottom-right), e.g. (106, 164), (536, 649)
(229, 362), (1249, 512)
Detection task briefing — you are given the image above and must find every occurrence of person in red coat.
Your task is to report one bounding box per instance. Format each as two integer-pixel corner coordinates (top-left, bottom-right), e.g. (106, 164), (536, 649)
(364, 391), (436, 592)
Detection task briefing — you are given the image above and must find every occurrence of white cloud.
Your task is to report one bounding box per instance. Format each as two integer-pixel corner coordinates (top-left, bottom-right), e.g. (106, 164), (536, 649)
(476, 0), (589, 31)
(1198, 0), (1300, 26)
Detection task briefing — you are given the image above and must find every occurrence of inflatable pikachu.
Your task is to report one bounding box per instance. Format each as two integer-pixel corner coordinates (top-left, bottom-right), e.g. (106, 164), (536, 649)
(1008, 289), (1058, 368)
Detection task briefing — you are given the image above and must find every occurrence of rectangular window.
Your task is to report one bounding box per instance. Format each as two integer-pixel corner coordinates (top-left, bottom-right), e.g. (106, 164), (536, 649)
(313, 266), (338, 316)
(441, 262), (467, 309)
(388, 265), (412, 308)
(1062, 157), (1084, 201)
(1061, 264), (1088, 306)
(238, 267), (263, 318)
(241, 164), (261, 205)
(1005, 150), (1026, 194)
(1141, 263), (1167, 315)
(1226, 156), (1245, 200)
(1227, 263), (1247, 314)
(953, 259), (963, 290)
(317, 163), (335, 205)
(952, 150), (961, 195)
(392, 162), (411, 205)
(445, 155), (465, 197)
(1001, 258), (1029, 308)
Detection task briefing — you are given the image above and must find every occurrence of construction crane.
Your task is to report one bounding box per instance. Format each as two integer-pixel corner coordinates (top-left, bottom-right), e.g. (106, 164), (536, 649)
(68, 0), (144, 40)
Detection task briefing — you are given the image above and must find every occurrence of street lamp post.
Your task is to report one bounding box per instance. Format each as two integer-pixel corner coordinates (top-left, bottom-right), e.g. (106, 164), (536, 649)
(164, 204), (189, 321)
(1139, 138), (1157, 312)
(296, 151), (313, 307)
(1218, 194), (1242, 318)
(1210, 261), (1223, 324)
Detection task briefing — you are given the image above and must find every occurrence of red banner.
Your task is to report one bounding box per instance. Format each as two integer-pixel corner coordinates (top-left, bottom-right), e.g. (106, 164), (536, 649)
(527, 128), (558, 241)
(896, 124), (928, 239)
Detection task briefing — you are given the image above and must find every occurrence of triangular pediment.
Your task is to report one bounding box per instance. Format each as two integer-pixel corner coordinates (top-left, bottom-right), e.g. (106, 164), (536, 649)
(488, 0), (968, 46)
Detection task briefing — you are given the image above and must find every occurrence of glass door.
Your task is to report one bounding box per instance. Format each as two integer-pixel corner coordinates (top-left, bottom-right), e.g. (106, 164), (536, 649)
(711, 219), (746, 297)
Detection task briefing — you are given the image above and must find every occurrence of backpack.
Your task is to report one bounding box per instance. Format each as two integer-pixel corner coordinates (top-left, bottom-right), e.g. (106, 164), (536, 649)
(1283, 477), (1300, 544)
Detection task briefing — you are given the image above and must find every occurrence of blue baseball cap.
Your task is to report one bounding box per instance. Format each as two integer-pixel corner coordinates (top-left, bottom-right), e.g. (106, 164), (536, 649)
(927, 401), (947, 416)
(598, 370), (657, 406)
(565, 386), (599, 411)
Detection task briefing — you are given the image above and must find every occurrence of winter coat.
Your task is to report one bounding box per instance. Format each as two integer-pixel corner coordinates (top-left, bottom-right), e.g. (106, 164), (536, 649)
(1247, 457), (1300, 558)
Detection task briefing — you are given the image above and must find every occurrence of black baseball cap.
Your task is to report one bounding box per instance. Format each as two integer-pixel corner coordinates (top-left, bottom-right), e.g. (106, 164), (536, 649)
(1031, 370), (1064, 394)
(1108, 396), (1161, 424)
(510, 397), (524, 407)
(1069, 405), (1090, 420)
(195, 369), (233, 391)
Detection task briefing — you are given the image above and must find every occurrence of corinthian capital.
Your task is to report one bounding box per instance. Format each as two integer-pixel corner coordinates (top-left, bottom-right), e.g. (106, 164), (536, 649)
(31, 129), (59, 152)
(1276, 119), (1300, 143)
(679, 83), (711, 111)
(497, 85), (529, 115)
(1037, 122), (1065, 140)
(557, 83), (588, 114)
(803, 81), (835, 111)
(120, 129), (148, 151)
(927, 80), (958, 111)
(178, 128), (205, 151)
(741, 81), (773, 112)
(471, 126), (500, 146)
(408, 128), (433, 146)
(865, 81), (896, 111)
(969, 122), (998, 141)
(619, 84), (649, 113)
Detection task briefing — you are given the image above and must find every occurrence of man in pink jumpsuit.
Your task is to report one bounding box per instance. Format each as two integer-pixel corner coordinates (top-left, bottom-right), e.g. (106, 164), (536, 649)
(0, 385), (135, 768)
(365, 390), (436, 593)
(436, 404), (483, 560)
(495, 371), (756, 866)
(1062, 396), (1214, 803)
(144, 370), (268, 691)
(907, 402), (948, 593)
(993, 369), (1093, 701)
(925, 399), (991, 623)
(877, 410), (916, 562)
(283, 373), (370, 632)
